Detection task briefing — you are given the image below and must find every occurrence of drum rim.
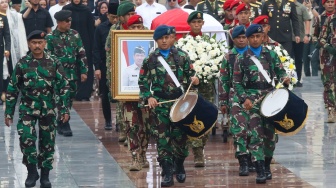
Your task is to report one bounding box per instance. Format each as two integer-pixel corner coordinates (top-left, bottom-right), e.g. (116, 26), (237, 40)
(169, 91), (198, 122)
(260, 88), (289, 118)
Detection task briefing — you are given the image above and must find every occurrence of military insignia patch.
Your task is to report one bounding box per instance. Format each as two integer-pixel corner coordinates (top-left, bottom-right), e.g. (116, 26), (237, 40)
(41, 32), (45, 37)
(275, 114), (294, 130)
(197, 12), (201, 18)
(139, 18), (142, 22)
(264, 18), (267, 23)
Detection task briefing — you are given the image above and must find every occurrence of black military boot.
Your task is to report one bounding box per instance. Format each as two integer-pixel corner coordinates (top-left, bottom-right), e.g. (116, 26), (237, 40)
(265, 157), (272, 180)
(40, 168), (52, 188)
(161, 160), (174, 187)
(175, 158), (186, 183)
(56, 121), (63, 135)
(254, 160), (267, 184)
(25, 164), (39, 187)
(248, 153), (256, 172)
(104, 121), (112, 130)
(62, 122), (73, 136)
(237, 154), (249, 176)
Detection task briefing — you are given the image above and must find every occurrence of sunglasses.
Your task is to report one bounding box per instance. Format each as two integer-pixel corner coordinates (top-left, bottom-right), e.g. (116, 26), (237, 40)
(168, 0), (176, 2)
(65, 18), (72, 23)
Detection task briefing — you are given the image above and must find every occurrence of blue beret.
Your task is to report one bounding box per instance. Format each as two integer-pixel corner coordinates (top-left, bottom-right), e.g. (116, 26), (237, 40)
(231, 25), (246, 39)
(153, 25), (172, 40)
(245, 24), (264, 38)
(170, 26), (176, 34)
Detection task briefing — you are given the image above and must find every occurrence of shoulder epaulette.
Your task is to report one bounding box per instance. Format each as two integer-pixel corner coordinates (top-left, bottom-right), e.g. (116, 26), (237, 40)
(255, 1), (262, 5)
(197, 1), (205, 4)
(219, 0), (225, 3)
(288, 0), (294, 2)
(0, 12), (6, 16)
(250, 3), (259, 8)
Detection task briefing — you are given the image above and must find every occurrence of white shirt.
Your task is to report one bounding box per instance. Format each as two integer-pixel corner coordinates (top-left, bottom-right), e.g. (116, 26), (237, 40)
(122, 64), (141, 86)
(136, 2), (167, 29)
(49, 4), (66, 30)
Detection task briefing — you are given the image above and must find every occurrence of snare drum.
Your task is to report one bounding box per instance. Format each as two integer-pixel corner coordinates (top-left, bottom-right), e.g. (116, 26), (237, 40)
(260, 88), (308, 136)
(169, 91), (218, 138)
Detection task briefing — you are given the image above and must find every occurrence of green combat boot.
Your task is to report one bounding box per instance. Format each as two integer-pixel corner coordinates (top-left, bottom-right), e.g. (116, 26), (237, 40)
(192, 147), (205, 167)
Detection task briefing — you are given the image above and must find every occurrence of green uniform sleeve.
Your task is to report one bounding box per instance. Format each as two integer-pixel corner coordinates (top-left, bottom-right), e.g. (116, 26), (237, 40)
(5, 63), (22, 119)
(138, 57), (153, 108)
(219, 58), (230, 106)
(55, 60), (70, 115)
(233, 55), (248, 103)
(76, 33), (88, 74)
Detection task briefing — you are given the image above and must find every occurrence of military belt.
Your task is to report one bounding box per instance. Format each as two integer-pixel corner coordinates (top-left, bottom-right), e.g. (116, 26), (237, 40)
(154, 90), (182, 100)
(245, 82), (273, 90)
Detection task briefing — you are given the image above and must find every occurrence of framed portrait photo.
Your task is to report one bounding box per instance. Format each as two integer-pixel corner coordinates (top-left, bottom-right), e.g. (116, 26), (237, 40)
(111, 30), (156, 101)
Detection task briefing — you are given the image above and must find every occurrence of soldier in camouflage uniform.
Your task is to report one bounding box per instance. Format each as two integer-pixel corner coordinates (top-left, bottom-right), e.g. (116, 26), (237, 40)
(233, 25), (289, 183)
(139, 25), (200, 187)
(121, 15), (151, 171)
(184, 11), (210, 168)
(241, 0), (261, 22)
(316, 0), (336, 122)
(105, 2), (136, 142)
(4, 30), (70, 188)
(46, 10), (88, 137)
(219, 25), (252, 175)
(222, 0), (235, 30)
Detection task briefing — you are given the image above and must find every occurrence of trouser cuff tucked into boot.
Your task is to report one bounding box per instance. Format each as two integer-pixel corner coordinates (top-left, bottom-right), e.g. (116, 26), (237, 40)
(161, 160), (174, 187)
(174, 158), (186, 183)
(40, 167), (52, 188)
(265, 157), (273, 180)
(254, 160), (266, 184)
(25, 164), (39, 187)
(237, 154), (249, 176)
(192, 147), (205, 167)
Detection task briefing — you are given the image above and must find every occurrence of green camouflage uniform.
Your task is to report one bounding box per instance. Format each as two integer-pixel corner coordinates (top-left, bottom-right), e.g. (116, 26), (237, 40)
(105, 22), (126, 134)
(138, 46), (195, 165)
(318, 14), (336, 109)
(219, 47), (239, 112)
(232, 47), (287, 161)
(45, 29), (88, 110)
(124, 102), (152, 153)
(5, 51), (70, 169)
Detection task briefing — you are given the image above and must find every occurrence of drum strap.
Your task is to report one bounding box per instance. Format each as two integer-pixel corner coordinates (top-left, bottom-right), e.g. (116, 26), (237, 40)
(249, 56), (275, 87)
(157, 56), (183, 91)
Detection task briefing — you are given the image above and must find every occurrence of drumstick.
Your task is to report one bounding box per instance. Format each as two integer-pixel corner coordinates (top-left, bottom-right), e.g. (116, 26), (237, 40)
(144, 99), (177, 107)
(183, 72), (198, 100)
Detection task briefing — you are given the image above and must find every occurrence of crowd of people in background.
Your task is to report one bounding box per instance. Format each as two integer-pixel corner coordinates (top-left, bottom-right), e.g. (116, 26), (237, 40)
(0, 0), (334, 187)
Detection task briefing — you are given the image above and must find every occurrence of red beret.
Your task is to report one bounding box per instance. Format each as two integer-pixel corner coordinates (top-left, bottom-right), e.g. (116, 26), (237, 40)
(223, 0), (234, 10)
(322, 0), (326, 4)
(127, 15), (143, 27)
(229, 0), (242, 10)
(236, 3), (249, 15)
(252, 15), (269, 24)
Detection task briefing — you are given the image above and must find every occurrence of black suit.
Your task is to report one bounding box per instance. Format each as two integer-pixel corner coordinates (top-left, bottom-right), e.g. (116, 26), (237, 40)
(0, 14), (11, 93)
(262, 0), (300, 55)
(93, 20), (112, 123)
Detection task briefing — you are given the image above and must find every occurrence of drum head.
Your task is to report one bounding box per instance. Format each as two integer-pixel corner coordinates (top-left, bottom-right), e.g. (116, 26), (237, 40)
(170, 92), (198, 122)
(261, 89), (289, 117)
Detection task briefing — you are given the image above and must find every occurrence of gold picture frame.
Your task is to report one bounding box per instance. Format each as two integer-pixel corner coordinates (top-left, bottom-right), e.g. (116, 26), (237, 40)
(111, 30), (155, 101)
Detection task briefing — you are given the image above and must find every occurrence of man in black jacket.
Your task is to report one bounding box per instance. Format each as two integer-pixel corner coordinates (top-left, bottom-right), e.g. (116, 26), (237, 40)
(93, 2), (119, 130)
